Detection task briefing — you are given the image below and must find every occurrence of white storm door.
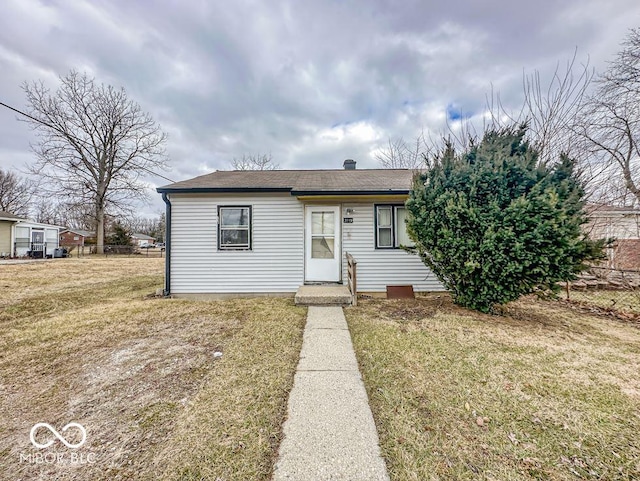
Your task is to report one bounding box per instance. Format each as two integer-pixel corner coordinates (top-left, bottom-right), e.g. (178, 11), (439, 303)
(305, 206), (341, 282)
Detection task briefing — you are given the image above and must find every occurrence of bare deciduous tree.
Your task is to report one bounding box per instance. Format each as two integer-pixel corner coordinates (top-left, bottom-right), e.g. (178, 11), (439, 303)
(124, 213), (166, 241)
(0, 168), (34, 216)
(31, 196), (96, 230)
(486, 50), (594, 167)
(378, 55), (592, 172)
(375, 135), (430, 169)
(23, 70), (168, 253)
(577, 28), (640, 205)
(231, 153), (279, 170)
(31, 197), (65, 226)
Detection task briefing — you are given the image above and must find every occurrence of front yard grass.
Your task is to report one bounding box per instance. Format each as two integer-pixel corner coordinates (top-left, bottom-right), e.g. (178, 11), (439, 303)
(0, 258), (306, 480)
(345, 294), (640, 480)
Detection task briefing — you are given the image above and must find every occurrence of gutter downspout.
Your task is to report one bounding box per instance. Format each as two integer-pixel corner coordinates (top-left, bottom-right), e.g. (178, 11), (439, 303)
(161, 193), (171, 296)
(10, 221), (16, 258)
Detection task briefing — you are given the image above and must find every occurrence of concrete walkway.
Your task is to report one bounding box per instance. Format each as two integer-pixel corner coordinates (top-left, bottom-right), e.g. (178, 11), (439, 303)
(273, 306), (389, 481)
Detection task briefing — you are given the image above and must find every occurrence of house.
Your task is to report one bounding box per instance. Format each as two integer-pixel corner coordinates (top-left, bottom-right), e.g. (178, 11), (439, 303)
(0, 211), (26, 258)
(586, 204), (640, 269)
(156, 160), (444, 297)
(59, 229), (96, 248)
(131, 233), (155, 247)
(12, 219), (64, 258)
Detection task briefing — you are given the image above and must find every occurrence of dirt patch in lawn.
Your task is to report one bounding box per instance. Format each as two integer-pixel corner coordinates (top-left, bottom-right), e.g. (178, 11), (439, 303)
(0, 258), (306, 481)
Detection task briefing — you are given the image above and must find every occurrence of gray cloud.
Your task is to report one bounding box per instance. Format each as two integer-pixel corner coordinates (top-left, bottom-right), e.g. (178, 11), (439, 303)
(1, 0), (640, 215)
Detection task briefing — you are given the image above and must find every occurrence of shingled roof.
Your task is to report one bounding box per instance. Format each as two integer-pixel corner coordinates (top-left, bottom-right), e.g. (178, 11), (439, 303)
(0, 210), (25, 221)
(156, 169), (416, 195)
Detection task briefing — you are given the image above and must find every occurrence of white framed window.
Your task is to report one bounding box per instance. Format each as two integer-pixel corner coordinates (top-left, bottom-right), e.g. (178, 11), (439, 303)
(377, 206), (393, 248)
(375, 205), (413, 249)
(218, 206), (251, 250)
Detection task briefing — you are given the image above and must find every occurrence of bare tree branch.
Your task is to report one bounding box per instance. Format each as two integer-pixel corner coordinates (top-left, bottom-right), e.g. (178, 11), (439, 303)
(231, 153), (279, 170)
(375, 130), (438, 169)
(486, 49), (594, 167)
(578, 28), (640, 206)
(22, 70), (168, 252)
(0, 169), (34, 216)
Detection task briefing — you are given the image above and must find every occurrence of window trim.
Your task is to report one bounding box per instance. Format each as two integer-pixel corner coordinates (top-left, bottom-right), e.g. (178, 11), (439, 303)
(217, 205), (252, 251)
(376, 205), (394, 248)
(374, 204), (413, 249)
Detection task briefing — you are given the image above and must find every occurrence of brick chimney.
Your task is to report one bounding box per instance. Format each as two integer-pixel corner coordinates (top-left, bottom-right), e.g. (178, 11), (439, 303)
(343, 159), (356, 170)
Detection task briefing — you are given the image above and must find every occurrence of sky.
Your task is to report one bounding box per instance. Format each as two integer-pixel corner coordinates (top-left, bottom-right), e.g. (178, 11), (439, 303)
(1, 0), (640, 216)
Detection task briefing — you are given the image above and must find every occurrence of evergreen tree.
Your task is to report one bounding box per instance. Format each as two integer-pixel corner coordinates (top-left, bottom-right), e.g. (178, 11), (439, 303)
(405, 125), (605, 313)
(107, 222), (132, 246)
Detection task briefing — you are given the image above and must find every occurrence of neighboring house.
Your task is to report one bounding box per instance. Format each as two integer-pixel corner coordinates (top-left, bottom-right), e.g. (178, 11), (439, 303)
(131, 233), (155, 247)
(586, 204), (640, 270)
(13, 220), (64, 258)
(60, 229), (96, 247)
(0, 211), (26, 258)
(156, 160), (444, 297)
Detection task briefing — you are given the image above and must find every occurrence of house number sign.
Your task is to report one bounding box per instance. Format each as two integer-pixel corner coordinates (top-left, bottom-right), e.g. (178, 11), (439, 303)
(343, 217), (354, 223)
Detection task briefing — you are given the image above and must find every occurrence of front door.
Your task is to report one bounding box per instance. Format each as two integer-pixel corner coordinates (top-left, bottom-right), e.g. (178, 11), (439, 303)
(31, 230), (45, 258)
(305, 205), (341, 282)
(31, 230), (44, 252)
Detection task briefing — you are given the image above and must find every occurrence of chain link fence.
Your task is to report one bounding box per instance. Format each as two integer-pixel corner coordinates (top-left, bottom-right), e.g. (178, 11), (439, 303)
(63, 244), (165, 258)
(560, 266), (640, 317)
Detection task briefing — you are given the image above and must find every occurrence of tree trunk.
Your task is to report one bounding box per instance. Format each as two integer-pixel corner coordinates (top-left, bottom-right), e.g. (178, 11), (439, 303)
(96, 207), (105, 255)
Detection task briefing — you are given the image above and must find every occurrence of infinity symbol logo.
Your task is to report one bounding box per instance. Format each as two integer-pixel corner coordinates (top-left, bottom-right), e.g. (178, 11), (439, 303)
(30, 423), (87, 449)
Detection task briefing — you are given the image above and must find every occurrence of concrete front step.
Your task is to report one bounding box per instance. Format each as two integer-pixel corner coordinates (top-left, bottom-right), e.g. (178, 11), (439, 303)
(294, 285), (353, 306)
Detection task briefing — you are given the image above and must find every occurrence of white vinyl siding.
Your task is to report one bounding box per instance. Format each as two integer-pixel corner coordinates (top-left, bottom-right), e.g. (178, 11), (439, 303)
(169, 194), (304, 294)
(0, 222), (11, 255)
(343, 203), (444, 292)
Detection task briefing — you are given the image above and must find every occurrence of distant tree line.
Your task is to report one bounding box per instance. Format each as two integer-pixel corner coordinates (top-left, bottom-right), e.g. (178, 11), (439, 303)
(0, 166), (164, 242)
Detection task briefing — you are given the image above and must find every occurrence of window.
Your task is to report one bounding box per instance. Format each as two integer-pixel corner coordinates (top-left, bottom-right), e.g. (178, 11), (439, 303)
(15, 226), (29, 249)
(375, 205), (413, 249)
(218, 206), (251, 250)
(311, 211), (336, 259)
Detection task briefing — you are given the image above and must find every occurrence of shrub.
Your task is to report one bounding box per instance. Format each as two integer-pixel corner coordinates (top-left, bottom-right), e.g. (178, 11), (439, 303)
(107, 222), (132, 247)
(405, 126), (605, 313)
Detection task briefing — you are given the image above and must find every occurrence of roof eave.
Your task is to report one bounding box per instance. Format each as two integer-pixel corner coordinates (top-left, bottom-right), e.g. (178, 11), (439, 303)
(156, 187), (293, 194)
(290, 189), (411, 196)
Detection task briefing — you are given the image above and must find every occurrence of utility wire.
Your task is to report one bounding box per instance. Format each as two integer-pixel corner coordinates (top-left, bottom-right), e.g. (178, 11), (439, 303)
(0, 100), (176, 183)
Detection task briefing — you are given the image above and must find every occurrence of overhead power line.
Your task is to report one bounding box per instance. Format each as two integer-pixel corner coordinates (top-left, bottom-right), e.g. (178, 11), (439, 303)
(0, 100), (176, 183)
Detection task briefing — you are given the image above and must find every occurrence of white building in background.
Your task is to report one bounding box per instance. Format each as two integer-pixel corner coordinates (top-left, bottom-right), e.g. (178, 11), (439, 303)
(586, 204), (640, 270)
(13, 220), (64, 258)
(131, 232), (156, 247)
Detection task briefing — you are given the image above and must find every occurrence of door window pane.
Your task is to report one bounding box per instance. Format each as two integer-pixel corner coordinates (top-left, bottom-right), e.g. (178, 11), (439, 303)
(312, 237), (335, 258)
(312, 212), (335, 235)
